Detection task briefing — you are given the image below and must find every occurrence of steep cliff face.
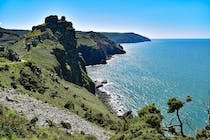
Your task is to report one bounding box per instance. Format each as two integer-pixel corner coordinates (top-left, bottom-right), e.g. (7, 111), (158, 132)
(11, 15), (95, 93)
(77, 31), (126, 65)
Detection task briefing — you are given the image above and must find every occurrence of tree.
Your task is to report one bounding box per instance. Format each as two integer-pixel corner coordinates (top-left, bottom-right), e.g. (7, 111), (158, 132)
(167, 96), (192, 137)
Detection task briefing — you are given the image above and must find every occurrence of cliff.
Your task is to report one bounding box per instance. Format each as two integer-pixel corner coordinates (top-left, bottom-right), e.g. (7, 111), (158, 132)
(77, 31), (125, 65)
(102, 32), (151, 43)
(10, 15), (95, 93)
(0, 15), (122, 134)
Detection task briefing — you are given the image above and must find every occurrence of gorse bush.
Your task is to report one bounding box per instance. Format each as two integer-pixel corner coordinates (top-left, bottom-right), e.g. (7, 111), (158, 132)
(50, 91), (58, 98)
(64, 101), (75, 110)
(0, 48), (20, 61)
(18, 62), (46, 93)
(61, 121), (71, 129)
(196, 123), (210, 139)
(0, 65), (9, 72)
(111, 104), (165, 140)
(0, 105), (4, 115)
(138, 103), (161, 117)
(30, 116), (38, 125)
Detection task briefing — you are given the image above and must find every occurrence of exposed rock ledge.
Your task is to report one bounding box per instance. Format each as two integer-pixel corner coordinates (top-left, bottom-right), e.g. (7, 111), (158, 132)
(0, 88), (109, 140)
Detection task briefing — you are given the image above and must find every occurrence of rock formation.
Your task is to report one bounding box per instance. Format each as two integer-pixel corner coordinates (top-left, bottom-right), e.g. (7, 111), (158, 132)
(18, 15), (95, 93)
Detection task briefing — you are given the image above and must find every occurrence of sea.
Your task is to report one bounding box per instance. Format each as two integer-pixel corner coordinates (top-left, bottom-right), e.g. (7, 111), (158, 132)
(86, 39), (210, 134)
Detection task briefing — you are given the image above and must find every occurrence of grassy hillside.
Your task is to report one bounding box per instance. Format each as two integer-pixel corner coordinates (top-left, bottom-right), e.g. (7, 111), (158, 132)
(8, 29), (30, 36)
(0, 15), (122, 134)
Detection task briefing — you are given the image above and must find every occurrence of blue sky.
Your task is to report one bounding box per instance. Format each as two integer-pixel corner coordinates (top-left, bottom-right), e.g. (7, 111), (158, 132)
(0, 0), (209, 38)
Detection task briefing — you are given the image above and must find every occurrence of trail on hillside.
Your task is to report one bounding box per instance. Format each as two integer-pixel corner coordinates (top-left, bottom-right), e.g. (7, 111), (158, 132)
(0, 88), (110, 140)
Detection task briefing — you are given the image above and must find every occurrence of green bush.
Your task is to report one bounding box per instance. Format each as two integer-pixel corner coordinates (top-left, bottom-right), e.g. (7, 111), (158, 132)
(93, 113), (104, 124)
(0, 65), (9, 72)
(61, 121), (71, 129)
(46, 120), (55, 127)
(5, 49), (20, 61)
(196, 123), (210, 139)
(0, 105), (3, 115)
(145, 114), (162, 128)
(11, 82), (17, 89)
(50, 91), (58, 98)
(138, 104), (161, 117)
(64, 101), (75, 110)
(30, 116), (38, 125)
(81, 103), (88, 111)
(18, 66), (46, 93)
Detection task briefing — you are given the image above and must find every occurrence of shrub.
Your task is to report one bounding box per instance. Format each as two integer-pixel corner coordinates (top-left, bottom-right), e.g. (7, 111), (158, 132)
(18, 67), (46, 93)
(93, 113), (104, 124)
(46, 120), (55, 127)
(0, 105), (3, 115)
(4, 65), (9, 71)
(145, 114), (162, 128)
(110, 123), (119, 130)
(64, 101), (75, 110)
(138, 104), (161, 118)
(84, 111), (92, 120)
(0, 65), (9, 72)
(5, 49), (20, 61)
(81, 103), (88, 111)
(61, 121), (71, 129)
(10, 76), (15, 80)
(30, 116), (38, 125)
(50, 91), (58, 98)
(11, 82), (17, 89)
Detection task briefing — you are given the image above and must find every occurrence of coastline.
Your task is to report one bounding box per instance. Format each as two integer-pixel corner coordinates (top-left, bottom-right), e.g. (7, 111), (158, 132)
(87, 49), (128, 115)
(94, 80), (118, 114)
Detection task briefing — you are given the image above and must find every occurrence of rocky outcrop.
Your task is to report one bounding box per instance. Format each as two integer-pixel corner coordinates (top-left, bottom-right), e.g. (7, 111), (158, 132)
(24, 15), (95, 93)
(77, 31), (126, 65)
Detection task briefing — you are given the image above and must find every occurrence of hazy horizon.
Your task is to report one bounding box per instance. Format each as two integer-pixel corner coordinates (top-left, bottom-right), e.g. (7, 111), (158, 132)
(0, 0), (209, 38)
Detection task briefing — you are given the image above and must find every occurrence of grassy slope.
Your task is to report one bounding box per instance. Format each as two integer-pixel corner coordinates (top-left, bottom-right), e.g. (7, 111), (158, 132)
(0, 105), (96, 140)
(76, 32), (98, 48)
(0, 30), (122, 132)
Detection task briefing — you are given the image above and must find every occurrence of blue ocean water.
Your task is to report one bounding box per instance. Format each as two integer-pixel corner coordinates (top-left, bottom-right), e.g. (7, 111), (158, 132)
(86, 39), (210, 134)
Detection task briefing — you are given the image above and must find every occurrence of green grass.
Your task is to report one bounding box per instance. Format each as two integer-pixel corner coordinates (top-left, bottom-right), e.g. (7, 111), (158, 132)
(26, 29), (42, 38)
(0, 105), (96, 140)
(26, 28), (53, 38)
(1, 38), (123, 132)
(76, 32), (97, 48)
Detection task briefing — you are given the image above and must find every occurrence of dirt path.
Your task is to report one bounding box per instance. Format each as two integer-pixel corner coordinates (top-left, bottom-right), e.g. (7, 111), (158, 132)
(0, 88), (110, 140)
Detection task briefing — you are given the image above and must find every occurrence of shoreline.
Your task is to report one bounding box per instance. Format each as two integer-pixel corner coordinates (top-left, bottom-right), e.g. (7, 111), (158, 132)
(94, 80), (118, 115)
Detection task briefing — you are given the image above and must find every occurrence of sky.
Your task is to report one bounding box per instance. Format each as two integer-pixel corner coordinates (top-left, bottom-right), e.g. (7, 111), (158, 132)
(0, 0), (209, 38)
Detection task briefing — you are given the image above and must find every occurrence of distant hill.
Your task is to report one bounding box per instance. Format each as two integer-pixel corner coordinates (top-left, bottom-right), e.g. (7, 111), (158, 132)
(0, 27), (21, 47)
(101, 32), (151, 43)
(9, 29), (30, 36)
